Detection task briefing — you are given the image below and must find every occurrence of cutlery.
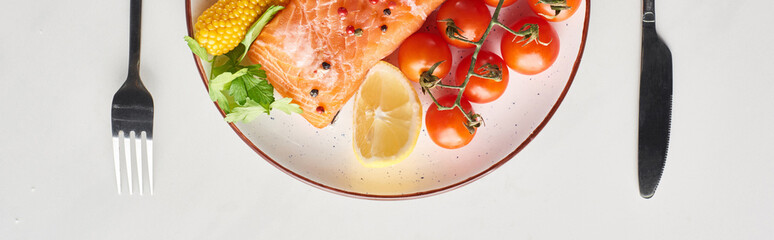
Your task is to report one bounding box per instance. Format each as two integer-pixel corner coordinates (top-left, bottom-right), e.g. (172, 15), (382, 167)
(638, 0), (672, 199)
(111, 0), (154, 195)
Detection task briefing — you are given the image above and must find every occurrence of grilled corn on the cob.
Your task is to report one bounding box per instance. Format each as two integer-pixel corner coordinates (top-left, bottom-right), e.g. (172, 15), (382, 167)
(194, 0), (288, 56)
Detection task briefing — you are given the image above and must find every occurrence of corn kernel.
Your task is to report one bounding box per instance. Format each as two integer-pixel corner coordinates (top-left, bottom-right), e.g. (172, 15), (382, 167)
(194, 0), (288, 56)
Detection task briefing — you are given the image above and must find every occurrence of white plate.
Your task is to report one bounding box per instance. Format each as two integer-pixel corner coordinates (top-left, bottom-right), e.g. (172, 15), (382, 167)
(185, 0), (590, 199)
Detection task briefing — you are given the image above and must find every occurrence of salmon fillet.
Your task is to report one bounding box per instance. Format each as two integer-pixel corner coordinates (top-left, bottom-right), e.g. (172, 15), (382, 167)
(248, 0), (445, 128)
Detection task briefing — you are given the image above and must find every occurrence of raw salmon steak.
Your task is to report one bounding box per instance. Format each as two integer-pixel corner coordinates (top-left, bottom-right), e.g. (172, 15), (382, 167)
(248, 0), (445, 128)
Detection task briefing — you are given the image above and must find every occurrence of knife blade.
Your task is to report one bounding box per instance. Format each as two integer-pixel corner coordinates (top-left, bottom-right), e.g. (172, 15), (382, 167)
(639, 0), (672, 199)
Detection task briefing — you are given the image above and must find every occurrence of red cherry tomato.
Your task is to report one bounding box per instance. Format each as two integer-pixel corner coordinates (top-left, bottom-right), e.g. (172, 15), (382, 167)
(398, 32), (452, 82)
(483, 0), (518, 7)
(455, 51), (509, 103)
(426, 95), (476, 149)
(527, 0), (582, 22)
(436, 0), (491, 48)
(500, 16), (559, 75)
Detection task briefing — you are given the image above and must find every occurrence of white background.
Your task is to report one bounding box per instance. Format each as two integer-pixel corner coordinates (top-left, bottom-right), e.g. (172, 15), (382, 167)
(2, 0), (773, 239)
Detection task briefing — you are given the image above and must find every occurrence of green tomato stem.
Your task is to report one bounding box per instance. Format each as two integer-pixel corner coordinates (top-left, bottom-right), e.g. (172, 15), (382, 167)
(435, 83), (465, 89)
(470, 72), (501, 81)
(426, 90), (455, 111)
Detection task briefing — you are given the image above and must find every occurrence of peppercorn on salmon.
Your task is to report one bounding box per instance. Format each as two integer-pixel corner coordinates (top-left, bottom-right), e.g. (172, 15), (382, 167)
(248, 0), (445, 128)
(194, 0), (289, 56)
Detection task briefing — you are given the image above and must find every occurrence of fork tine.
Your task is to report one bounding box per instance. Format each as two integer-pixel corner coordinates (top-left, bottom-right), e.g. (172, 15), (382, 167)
(136, 131), (144, 195)
(113, 131), (123, 195)
(125, 131), (134, 195)
(147, 137), (154, 195)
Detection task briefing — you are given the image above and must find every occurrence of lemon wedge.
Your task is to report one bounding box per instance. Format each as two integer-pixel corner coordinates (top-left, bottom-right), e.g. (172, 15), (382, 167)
(353, 61), (423, 168)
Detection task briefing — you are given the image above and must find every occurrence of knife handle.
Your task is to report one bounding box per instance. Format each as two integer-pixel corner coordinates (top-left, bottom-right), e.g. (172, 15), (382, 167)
(643, 0), (655, 25)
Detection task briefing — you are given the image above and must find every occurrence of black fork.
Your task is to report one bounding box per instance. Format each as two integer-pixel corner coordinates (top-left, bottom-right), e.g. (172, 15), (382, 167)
(111, 0), (154, 195)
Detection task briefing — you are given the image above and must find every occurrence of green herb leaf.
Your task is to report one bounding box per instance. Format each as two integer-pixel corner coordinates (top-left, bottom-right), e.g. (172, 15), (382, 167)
(224, 98), (268, 123)
(209, 68), (248, 95)
(270, 97), (303, 115)
(228, 77), (248, 105)
(238, 5), (285, 62)
(210, 56), (235, 79)
(183, 36), (210, 62)
(245, 64), (267, 78)
(208, 68), (247, 113)
(225, 44), (246, 63)
(242, 74), (274, 110)
(210, 90), (231, 113)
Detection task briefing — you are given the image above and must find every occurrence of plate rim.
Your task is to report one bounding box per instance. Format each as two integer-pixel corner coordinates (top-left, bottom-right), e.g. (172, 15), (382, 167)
(184, 0), (591, 200)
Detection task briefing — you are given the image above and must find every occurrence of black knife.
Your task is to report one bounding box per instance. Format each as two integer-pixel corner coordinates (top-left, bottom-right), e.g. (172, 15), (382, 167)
(639, 0), (672, 199)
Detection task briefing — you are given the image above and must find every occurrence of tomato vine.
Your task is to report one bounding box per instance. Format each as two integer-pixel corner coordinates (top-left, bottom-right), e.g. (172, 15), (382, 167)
(419, 0), (552, 134)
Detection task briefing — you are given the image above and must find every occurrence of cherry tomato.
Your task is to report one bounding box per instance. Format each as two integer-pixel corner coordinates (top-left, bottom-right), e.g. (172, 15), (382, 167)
(500, 16), (559, 75)
(398, 32), (452, 82)
(527, 0), (582, 22)
(436, 0), (491, 48)
(455, 51), (509, 103)
(426, 95), (476, 149)
(483, 0), (518, 7)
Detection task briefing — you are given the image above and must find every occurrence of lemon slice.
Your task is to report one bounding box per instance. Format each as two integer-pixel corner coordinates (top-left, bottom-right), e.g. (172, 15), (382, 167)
(353, 61), (422, 168)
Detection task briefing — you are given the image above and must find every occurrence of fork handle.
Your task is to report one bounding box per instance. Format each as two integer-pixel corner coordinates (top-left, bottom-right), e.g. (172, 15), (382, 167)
(642, 0), (655, 27)
(128, 0), (142, 78)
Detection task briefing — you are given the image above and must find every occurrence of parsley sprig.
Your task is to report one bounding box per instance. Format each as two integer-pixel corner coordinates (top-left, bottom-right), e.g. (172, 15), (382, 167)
(185, 5), (301, 123)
